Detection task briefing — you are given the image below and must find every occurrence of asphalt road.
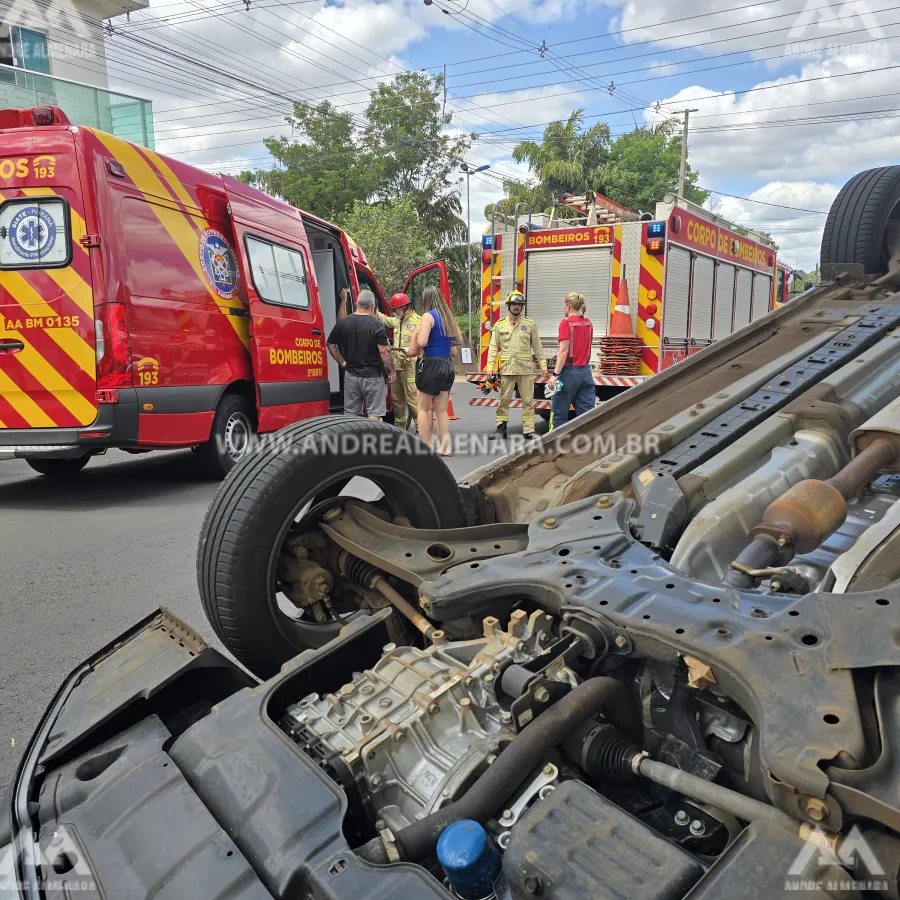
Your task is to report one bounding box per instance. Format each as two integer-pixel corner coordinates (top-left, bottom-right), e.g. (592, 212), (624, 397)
(0, 381), (547, 788)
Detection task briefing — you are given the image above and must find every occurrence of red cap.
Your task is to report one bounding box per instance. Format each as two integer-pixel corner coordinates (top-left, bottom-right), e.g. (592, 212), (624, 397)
(391, 293), (411, 310)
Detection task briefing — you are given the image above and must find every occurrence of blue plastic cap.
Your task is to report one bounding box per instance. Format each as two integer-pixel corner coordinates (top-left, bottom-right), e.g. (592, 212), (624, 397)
(437, 820), (501, 899)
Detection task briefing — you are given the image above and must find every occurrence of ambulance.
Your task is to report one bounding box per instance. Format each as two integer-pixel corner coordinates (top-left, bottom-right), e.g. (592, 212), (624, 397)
(0, 106), (449, 477)
(468, 191), (782, 415)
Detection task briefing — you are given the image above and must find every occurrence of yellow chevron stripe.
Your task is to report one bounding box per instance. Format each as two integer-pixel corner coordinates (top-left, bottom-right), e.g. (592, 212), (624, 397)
(18, 187), (89, 254)
(91, 131), (250, 350)
(43, 266), (93, 316)
(0, 419), (6, 428)
(142, 148), (198, 212)
(0, 368), (55, 427)
(0, 271), (94, 374)
(11, 336), (96, 424)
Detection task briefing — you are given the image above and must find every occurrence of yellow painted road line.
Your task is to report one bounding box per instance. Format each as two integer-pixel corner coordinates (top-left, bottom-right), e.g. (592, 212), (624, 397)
(0, 368), (55, 427)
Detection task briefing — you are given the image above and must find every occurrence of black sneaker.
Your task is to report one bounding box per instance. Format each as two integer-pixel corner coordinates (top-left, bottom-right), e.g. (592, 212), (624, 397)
(492, 423), (508, 439)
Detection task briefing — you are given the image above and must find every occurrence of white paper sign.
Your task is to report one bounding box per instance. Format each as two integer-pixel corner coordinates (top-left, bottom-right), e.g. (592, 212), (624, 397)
(461, 347), (473, 364)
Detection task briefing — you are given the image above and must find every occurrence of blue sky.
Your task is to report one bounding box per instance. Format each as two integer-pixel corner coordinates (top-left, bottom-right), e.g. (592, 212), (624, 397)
(103, 0), (900, 271)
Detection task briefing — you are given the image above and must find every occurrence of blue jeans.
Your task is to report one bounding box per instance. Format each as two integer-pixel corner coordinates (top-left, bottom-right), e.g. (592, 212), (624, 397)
(550, 364), (595, 430)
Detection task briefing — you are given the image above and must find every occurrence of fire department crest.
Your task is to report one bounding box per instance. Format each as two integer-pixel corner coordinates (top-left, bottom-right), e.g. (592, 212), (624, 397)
(8, 206), (56, 262)
(199, 229), (238, 300)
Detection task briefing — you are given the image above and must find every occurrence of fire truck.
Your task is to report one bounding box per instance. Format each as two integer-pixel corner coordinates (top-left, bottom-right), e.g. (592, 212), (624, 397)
(0, 106), (450, 478)
(468, 191), (783, 416)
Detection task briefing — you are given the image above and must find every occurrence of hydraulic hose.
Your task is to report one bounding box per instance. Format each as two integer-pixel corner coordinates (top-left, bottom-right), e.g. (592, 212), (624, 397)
(356, 677), (641, 864)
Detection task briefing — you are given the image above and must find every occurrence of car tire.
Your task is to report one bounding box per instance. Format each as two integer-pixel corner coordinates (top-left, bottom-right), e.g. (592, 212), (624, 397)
(821, 165), (900, 274)
(26, 455), (90, 477)
(195, 394), (256, 479)
(197, 416), (466, 677)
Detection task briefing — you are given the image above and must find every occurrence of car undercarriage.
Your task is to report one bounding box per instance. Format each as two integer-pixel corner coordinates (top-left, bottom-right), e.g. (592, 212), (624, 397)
(7, 167), (900, 900)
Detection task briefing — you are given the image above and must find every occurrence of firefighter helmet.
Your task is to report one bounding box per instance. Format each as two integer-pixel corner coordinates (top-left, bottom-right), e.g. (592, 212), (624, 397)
(506, 290), (525, 306)
(390, 292), (412, 310)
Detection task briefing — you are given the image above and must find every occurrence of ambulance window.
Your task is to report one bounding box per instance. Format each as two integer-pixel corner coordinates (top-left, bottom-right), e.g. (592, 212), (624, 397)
(0, 197), (70, 269)
(246, 236), (310, 309)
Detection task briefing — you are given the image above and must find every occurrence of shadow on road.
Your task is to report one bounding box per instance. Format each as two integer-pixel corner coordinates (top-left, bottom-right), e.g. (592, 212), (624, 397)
(0, 450), (220, 511)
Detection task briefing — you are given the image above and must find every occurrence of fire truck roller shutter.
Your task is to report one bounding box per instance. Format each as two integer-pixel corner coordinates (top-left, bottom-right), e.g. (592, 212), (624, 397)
(713, 264), (736, 339)
(663, 245), (691, 341)
(734, 268), (753, 328)
(751, 272), (772, 321)
(690, 254), (715, 342)
(524, 246), (611, 342)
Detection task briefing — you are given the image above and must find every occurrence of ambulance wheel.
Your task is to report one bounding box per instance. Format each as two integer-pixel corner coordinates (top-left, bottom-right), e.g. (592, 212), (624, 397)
(197, 417), (467, 678)
(196, 394), (256, 479)
(26, 455), (90, 478)
(821, 165), (900, 274)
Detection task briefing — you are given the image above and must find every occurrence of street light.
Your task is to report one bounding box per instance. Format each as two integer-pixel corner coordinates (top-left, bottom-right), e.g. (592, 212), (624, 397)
(460, 161), (489, 347)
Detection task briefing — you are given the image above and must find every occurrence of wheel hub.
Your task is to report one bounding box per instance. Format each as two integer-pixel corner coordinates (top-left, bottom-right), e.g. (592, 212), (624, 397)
(224, 411), (252, 461)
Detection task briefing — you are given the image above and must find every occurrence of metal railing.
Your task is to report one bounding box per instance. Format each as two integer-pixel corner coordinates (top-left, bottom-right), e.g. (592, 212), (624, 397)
(0, 64), (154, 148)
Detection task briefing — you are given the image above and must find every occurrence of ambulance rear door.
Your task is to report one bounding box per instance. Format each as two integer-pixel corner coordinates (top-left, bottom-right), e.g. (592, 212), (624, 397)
(0, 131), (99, 434)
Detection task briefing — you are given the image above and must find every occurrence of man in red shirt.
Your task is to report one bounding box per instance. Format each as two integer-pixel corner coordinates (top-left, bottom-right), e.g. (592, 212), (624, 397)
(548, 292), (596, 429)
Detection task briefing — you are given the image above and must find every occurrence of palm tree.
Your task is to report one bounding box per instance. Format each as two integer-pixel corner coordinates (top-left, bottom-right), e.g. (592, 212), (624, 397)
(512, 109), (610, 205)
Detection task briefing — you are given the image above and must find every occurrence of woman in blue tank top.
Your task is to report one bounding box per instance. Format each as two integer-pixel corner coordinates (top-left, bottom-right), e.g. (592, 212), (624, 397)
(407, 285), (460, 455)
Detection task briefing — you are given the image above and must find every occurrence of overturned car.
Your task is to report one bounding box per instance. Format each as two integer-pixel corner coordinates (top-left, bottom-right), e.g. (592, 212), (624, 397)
(7, 167), (900, 900)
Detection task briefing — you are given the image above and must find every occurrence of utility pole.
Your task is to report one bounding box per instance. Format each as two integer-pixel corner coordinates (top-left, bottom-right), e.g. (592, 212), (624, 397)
(442, 63), (447, 119)
(678, 108), (699, 200)
(460, 161), (490, 346)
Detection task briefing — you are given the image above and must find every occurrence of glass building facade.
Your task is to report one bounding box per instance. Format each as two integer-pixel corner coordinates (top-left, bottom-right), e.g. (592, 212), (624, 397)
(0, 64), (154, 148)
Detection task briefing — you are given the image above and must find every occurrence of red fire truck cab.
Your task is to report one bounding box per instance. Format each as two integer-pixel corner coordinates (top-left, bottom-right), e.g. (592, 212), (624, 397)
(0, 107), (448, 477)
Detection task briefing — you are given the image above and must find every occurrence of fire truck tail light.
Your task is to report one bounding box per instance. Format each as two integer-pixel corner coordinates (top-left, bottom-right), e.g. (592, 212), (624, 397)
(96, 303), (132, 390)
(648, 222), (665, 238)
(647, 290), (658, 301)
(647, 239), (663, 254)
(671, 215), (682, 234)
(32, 106), (55, 126)
(646, 303), (658, 315)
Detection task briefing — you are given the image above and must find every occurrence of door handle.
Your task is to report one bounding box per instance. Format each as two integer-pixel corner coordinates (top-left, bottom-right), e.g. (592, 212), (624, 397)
(0, 340), (24, 353)
(312, 329), (323, 336)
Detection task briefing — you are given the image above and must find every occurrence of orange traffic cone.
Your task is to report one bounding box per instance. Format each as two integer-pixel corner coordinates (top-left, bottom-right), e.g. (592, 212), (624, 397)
(600, 270), (644, 376)
(432, 393), (460, 421)
(609, 273), (636, 337)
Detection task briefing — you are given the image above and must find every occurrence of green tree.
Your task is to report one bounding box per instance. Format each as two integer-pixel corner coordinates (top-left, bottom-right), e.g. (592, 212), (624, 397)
(364, 72), (471, 246)
(339, 195), (434, 297)
(485, 111), (709, 217)
(242, 72), (472, 248)
(601, 120), (708, 212)
(239, 101), (367, 221)
(512, 109), (610, 204)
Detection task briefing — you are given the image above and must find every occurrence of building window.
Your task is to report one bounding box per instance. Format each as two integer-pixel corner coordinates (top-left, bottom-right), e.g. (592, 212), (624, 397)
(0, 24), (50, 79)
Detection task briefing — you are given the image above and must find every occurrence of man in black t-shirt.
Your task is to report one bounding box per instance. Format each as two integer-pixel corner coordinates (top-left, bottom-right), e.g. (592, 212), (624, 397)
(327, 290), (396, 419)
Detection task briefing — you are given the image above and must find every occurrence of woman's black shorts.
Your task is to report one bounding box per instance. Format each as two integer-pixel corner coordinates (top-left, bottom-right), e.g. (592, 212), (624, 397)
(415, 356), (455, 395)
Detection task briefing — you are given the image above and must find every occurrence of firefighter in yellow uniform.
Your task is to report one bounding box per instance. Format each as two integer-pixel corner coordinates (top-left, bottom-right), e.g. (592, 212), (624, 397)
(487, 291), (547, 439)
(376, 292), (421, 429)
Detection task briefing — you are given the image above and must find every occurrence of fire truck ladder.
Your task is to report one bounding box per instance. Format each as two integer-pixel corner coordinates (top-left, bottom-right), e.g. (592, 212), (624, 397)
(556, 190), (640, 225)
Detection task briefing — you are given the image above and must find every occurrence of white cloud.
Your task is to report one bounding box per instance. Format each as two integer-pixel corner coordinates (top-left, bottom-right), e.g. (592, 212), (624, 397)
(649, 46), (900, 184)
(455, 85), (587, 129)
(710, 181), (839, 270)
(606, 0), (896, 66)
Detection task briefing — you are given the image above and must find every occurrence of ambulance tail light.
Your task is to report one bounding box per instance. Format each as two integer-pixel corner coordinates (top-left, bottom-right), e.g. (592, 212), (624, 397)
(96, 303), (131, 390)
